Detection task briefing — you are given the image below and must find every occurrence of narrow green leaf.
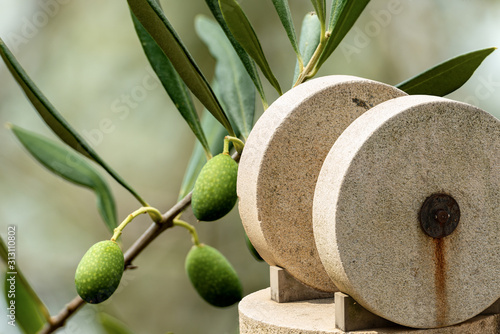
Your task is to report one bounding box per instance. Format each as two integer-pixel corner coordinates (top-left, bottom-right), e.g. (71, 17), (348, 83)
(196, 16), (255, 140)
(396, 47), (496, 96)
(310, 0), (326, 26)
(271, 0), (301, 59)
(99, 313), (136, 334)
(293, 12), (321, 85)
(219, 0), (282, 95)
(0, 39), (90, 161)
(127, 0), (236, 137)
(1, 237), (50, 334)
(205, 0), (267, 105)
(131, 12), (211, 158)
(9, 125), (117, 232)
(179, 103), (228, 200)
(0, 238), (7, 262)
(316, 0), (370, 69)
(0, 39), (147, 206)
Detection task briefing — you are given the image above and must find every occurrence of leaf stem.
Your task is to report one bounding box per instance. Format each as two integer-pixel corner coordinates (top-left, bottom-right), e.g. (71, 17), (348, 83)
(224, 136), (245, 154)
(296, 56), (304, 77)
(204, 149), (213, 161)
(173, 217), (200, 246)
(260, 96), (269, 111)
(223, 136), (230, 155)
(111, 206), (163, 241)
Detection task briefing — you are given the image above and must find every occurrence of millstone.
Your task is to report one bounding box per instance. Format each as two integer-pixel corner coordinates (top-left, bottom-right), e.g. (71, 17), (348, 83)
(237, 75), (406, 292)
(313, 95), (500, 327)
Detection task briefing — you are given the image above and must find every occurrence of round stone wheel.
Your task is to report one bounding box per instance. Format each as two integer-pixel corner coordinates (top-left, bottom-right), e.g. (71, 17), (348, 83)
(313, 95), (500, 328)
(237, 75), (406, 292)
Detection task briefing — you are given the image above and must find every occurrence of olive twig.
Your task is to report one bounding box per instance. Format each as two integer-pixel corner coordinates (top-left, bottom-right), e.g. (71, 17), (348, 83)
(261, 96), (269, 111)
(40, 190), (194, 334)
(111, 206), (163, 242)
(293, 38), (326, 87)
(39, 152), (240, 334)
(173, 217), (201, 246)
(224, 136), (245, 155)
(292, 25), (332, 88)
(40, 152), (244, 334)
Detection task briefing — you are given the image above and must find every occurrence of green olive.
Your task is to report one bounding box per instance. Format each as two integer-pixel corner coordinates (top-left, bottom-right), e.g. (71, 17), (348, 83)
(192, 153), (238, 221)
(75, 240), (124, 304)
(185, 244), (243, 307)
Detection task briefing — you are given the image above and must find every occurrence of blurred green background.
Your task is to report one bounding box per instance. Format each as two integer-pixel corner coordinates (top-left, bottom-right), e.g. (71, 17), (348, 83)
(0, 0), (499, 333)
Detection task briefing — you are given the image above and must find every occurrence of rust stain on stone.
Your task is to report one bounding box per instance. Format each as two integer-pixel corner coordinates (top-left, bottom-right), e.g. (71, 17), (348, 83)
(433, 238), (448, 326)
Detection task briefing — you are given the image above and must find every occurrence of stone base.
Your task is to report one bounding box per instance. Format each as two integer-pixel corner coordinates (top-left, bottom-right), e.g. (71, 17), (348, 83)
(239, 289), (500, 334)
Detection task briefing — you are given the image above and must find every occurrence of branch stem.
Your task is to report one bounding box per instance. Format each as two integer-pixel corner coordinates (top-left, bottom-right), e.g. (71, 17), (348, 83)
(173, 218), (200, 246)
(111, 206), (163, 241)
(224, 136), (245, 154)
(40, 296), (85, 334)
(292, 29), (329, 87)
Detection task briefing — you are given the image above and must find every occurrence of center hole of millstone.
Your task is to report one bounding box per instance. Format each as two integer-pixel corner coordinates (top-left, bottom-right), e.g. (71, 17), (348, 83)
(419, 193), (460, 239)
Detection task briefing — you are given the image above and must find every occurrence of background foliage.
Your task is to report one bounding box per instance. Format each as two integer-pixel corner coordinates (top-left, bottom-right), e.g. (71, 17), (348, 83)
(0, 0), (499, 333)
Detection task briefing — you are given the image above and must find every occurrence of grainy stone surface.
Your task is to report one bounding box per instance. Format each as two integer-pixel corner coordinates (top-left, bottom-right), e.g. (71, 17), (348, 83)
(239, 289), (500, 334)
(313, 95), (500, 328)
(237, 75), (406, 292)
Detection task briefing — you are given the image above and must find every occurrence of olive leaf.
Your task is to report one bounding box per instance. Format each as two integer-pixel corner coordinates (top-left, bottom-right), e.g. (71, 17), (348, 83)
(310, 0), (326, 27)
(205, 0), (267, 106)
(1, 237), (50, 334)
(196, 15), (255, 140)
(293, 12), (321, 85)
(127, 0), (236, 138)
(99, 313), (136, 334)
(316, 0), (371, 69)
(179, 90), (228, 200)
(131, 12), (211, 159)
(0, 39), (90, 161)
(0, 38), (147, 206)
(396, 47), (496, 96)
(9, 125), (117, 233)
(271, 0), (301, 61)
(219, 0), (282, 95)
